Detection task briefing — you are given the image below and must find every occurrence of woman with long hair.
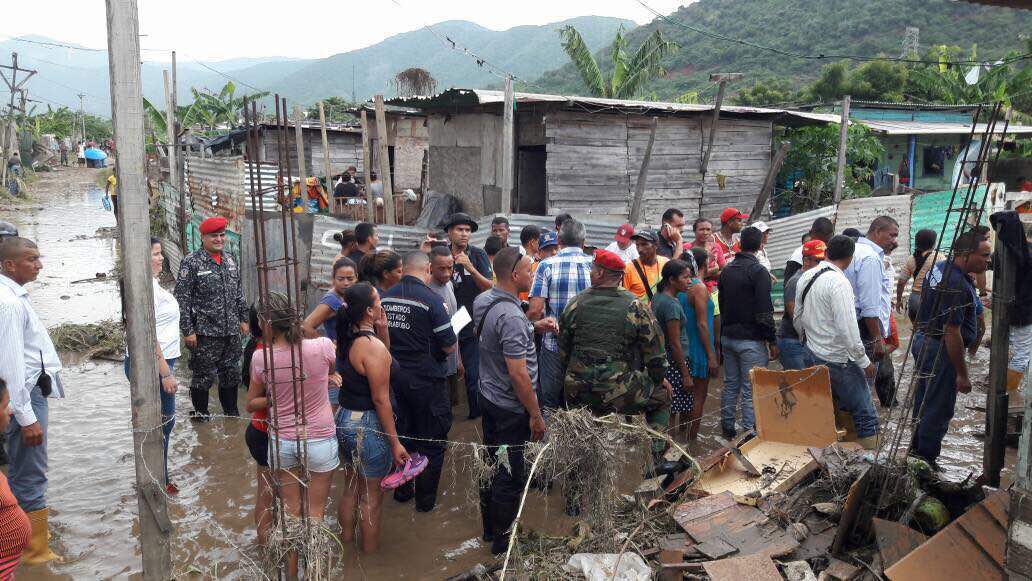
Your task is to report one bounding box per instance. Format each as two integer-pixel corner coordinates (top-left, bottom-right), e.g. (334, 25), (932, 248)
(302, 257), (357, 412)
(335, 283), (409, 553)
(681, 247), (719, 442)
(653, 259), (695, 440)
(896, 229), (941, 322)
(245, 292), (338, 552)
(358, 250), (403, 293)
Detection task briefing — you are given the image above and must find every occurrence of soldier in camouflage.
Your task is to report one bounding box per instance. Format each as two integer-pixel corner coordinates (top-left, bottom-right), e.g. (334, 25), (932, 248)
(173, 216), (249, 420)
(557, 249), (671, 434)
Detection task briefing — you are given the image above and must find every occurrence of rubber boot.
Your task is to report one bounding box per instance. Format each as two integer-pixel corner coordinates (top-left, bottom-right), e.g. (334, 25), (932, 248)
(857, 434), (880, 451)
(24, 507), (60, 565)
(479, 483), (494, 542)
(490, 500), (519, 555)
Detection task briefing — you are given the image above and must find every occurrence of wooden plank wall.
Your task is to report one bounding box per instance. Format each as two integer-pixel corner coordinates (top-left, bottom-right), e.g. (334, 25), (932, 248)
(309, 132), (363, 177)
(546, 110), (772, 223)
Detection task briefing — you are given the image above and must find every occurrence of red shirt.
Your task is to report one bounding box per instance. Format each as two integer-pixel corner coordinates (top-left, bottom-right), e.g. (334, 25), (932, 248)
(0, 473), (30, 578)
(207, 250), (222, 265)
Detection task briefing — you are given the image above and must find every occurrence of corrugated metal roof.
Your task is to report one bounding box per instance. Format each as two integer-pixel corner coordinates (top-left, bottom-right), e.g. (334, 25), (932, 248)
(834, 195), (913, 270)
(389, 88), (839, 125)
(764, 205), (838, 268)
(851, 120), (1032, 135)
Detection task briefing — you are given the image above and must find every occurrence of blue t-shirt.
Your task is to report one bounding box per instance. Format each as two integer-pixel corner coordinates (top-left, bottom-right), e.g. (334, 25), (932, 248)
(319, 291), (345, 340)
(382, 275), (458, 378)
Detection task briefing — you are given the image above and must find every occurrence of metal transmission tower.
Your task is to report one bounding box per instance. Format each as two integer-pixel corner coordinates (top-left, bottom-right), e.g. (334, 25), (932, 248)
(900, 27), (920, 59)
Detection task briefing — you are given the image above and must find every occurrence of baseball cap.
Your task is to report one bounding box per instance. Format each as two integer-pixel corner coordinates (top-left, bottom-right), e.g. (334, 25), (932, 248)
(539, 231), (559, 249)
(614, 223), (635, 244)
(630, 229), (658, 244)
(720, 208), (749, 224)
(751, 221), (770, 233)
(802, 239), (827, 259)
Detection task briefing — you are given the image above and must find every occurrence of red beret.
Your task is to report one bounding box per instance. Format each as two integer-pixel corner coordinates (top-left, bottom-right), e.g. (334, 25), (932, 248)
(199, 216), (228, 235)
(593, 249), (625, 272)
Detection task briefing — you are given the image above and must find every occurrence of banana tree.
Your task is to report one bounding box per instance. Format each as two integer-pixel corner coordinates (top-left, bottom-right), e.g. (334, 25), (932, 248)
(559, 25), (678, 99)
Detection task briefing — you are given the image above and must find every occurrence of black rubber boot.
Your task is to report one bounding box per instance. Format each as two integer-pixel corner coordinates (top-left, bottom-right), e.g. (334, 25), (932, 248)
(479, 484), (494, 542)
(490, 500), (519, 555)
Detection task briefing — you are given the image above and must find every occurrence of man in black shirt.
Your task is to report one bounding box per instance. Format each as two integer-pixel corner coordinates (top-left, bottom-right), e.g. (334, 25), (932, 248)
(334, 173), (359, 198)
(717, 226), (778, 439)
(656, 207), (685, 260)
(910, 230), (990, 464)
(446, 212), (494, 419)
(383, 251), (458, 511)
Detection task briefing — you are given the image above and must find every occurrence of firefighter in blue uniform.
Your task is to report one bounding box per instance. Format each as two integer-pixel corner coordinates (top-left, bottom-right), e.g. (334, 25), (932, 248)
(382, 250), (458, 511)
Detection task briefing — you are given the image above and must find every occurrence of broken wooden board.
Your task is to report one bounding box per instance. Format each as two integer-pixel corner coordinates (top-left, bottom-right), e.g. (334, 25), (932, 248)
(702, 553), (783, 581)
(635, 475), (667, 508)
(824, 557), (862, 580)
(696, 438), (820, 497)
(872, 518), (928, 569)
(695, 537), (739, 560)
(674, 493), (799, 559)
(885, 489), (1010, 581)
(750, 366), (838, 447)
(831, 464), (872, 554)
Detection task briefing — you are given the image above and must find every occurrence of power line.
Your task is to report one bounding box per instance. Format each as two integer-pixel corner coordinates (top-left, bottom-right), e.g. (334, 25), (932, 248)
(635, 0), (1032, 67)
(3, 34), (169, 53)
(189, 58), (266, 94)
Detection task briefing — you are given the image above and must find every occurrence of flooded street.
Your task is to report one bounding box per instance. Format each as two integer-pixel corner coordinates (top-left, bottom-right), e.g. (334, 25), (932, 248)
(2, 167), (1013, 579)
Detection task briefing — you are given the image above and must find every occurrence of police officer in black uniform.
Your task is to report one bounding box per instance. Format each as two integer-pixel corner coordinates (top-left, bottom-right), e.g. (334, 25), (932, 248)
(382, 250), (457, 512)
(173, 216), (249, 420)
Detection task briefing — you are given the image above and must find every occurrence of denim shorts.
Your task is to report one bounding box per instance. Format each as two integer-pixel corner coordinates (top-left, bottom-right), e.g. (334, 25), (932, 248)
(270, 436), (340, 473)
(328, 386), (341, 407)
(336, 408), (392, 479)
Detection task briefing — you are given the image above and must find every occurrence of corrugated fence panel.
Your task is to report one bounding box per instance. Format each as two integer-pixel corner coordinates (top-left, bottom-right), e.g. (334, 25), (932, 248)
(764, 205), (838, 269)
(834, 195), (912, 270)
(156, 181), (186, 272)
(910, 185), (988, 253)
(185, 156), (247, 232)
(310, 215), (427, 297)
(470, 213), (625, 250)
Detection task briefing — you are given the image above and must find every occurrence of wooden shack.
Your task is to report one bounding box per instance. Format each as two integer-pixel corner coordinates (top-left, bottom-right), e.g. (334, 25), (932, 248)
(389, 89), (833, 222)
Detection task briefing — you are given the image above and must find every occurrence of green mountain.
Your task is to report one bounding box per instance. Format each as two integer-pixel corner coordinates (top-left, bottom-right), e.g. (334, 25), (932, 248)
(532, 0), (1032, 101)
(270, 16), (633, 104)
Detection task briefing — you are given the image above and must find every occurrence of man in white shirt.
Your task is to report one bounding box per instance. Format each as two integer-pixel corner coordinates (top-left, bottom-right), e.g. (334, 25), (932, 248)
(794, 235), (879, 450)
(843, 216), (899, 379)
(604, 223), (639, 264)
(0, 237), (64, 563)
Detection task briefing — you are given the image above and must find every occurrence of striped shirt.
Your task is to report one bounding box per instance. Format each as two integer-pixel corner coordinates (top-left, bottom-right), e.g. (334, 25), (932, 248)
(530, 247), (593, 352)
(0, 473), (29, 578)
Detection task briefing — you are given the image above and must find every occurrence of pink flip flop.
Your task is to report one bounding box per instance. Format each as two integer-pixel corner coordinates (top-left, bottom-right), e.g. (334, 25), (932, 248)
(381, 453), (429, 490)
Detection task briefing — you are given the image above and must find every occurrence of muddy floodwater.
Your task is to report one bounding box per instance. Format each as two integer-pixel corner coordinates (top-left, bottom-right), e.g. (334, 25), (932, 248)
(2, 167), (1012, 579)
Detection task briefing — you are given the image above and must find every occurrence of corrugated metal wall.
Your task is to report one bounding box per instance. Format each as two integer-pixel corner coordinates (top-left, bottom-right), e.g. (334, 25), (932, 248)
(764, 205), (838, 269)
(184, 155), (247, 233)
(834, 195), (912, 270)
(910, 185), (988, 253)
(156, 181), (187, 272)
(470, 213), (625, 249)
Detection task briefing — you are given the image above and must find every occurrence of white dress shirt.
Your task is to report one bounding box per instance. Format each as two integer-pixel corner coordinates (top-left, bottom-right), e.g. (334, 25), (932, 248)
(843, 237), (891, 337)
(604, 240), (639, 264)
(153, 278), (182, 360)
(793, 263), (871, 369)
(0, 274), (65, 426)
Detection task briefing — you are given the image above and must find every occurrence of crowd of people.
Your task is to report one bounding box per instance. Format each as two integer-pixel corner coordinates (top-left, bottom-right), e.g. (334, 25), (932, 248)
(0, 195), (1028, 573)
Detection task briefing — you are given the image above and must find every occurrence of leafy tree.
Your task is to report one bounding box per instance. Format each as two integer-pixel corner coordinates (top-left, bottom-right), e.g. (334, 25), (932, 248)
(847, 60), (908, 101)
(906, 44), (1031, 112)
(732, 78), (800, 106)
(304, 96), (357, 123)
(806, 62), (850, 103)
(778, 123), (884, 212)
(558, 25), (678, 99)
(142, 81), (269, 141)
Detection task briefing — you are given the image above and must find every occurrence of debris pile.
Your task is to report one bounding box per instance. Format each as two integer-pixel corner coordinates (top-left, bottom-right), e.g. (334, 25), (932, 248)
(49, 320), (125, 360)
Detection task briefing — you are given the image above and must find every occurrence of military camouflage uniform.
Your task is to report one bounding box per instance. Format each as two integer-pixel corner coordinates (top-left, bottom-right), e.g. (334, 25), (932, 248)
(174, 248), (248, 417)
(557, 286), (670, 431)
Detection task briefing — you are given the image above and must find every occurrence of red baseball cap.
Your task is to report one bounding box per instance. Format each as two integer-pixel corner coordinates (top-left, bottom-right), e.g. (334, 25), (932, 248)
(593, 249), (626, 272)
(199, 216), (229, 235)
(802, 239), (827, 259)
(615, 223), (635, 244)
(720, 208), (749, 224)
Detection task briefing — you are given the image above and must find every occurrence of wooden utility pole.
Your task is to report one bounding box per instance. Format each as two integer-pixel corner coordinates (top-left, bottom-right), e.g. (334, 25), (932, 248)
(629, 116), (658, 225)
(171, 51), (188, 256)
(374, 94), (396, 225)
(162, 70), (177, 187)
(292, 105), (308, 209)
(752, 141), (791, 220)
(104, 1), (173, 578)
(500, 75), (515, 214)
(984, 219), (1017, 487)
(833, 95), (851, 203)
(700, 73), (741, 176)
(359, 109), (374, 221)
(0, 52), (36, 189)
(317, 101), (332, 195)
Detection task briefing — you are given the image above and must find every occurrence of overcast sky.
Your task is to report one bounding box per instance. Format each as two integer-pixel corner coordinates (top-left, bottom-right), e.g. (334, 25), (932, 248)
(1, 0), (686, 61)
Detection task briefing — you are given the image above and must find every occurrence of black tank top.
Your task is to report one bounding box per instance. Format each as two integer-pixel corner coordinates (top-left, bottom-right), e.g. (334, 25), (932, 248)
(338, 331), (376, 411)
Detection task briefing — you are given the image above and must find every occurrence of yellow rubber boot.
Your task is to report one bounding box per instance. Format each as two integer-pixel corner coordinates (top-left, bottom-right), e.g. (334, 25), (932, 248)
(23, 508), (60, 565)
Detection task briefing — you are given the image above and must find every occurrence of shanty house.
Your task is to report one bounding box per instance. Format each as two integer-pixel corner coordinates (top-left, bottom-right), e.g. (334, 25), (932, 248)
(388, 89), (833, 222)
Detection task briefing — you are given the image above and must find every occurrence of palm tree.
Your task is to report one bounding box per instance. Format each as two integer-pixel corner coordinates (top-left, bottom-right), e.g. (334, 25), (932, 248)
(907, 45), (1031, 111)
(559, 25), (678, 99)
(143, 81), (270, 140)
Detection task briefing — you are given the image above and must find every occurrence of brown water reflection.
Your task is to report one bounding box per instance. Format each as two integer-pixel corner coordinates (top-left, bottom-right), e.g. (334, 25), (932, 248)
(6, 168), (1011, 579)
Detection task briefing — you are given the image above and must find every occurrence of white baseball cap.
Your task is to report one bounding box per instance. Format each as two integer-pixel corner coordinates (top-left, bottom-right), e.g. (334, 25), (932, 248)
(751, 221), (770, 233)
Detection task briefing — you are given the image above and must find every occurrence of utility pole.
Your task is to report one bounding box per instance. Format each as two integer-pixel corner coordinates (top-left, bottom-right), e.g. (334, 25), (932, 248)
(984, 217), (1017, 487)
(104, 1), (173, 579)
(374, 95), (396, 225)
(700, 73), (742, 176)
(77, 93), (86, 143)
(499, 75), (515, 215)
(162, 70), (176, 190)
(359, 109), (375, 221)
(833, 95), (851, 203)
(171, 50), (188, 257)
(318, 101), (332, 206)
(0, 52), (36, 189)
